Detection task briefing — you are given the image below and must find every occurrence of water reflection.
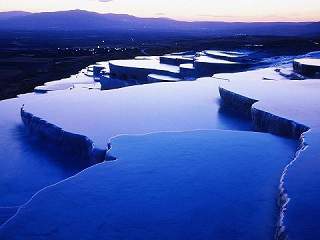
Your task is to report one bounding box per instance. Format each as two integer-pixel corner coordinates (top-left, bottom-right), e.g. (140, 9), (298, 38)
(0, 124), (91, 207)
(217, 98), (253, 131)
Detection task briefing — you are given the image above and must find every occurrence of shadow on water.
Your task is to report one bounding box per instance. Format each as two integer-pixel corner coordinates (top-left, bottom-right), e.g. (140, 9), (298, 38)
(0, 124), (95, 224)
(216, 98), (253, 132)
(13, 124), (92, 173)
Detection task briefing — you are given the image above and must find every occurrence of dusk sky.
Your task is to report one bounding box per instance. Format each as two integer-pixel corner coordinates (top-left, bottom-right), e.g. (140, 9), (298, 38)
(1, 0), (320, 22)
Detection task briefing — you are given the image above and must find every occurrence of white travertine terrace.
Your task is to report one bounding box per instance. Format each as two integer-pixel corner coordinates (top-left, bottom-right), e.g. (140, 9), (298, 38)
(294, 58), (320, 67)
(105, 50), (251, 85)
(194, 56), (246, 76)
(293, 58), (320, 77)
(34, 70), (96, 93)
(110, 59), (180, 73)
(159, 55), (194, 65)
(0, 130), (296, 240)
(2, 51), (320, 240)
(204, 50), (245, 59)
(134, 56), (160, 60)
(147, 74), (181, 82)
(195, 56), (240, 64)
(109, 59), (181, 81)
(20, 78), (248, 152)
(216, 69), (320, 240)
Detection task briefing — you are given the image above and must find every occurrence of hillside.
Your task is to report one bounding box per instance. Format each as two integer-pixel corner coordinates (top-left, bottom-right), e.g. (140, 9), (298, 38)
(0, 10), (319, 36)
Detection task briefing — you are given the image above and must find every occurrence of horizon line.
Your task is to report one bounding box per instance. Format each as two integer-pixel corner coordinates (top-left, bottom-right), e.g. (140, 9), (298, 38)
(1, 9), (319, 23)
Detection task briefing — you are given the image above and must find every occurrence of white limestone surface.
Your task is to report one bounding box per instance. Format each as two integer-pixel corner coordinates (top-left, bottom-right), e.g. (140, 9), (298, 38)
(217, 70), (320, 240)
(214, 66), (292, 82)
(21, 78), (251, 151)
(109, 59), (180, 74)
(34, 70), (97, 93)
(0, 92), (91, 208)
(219, 79), (320, 130)
(147, 74), (181, 82)
(294, 58), (320, 67)
(0, 130), (296, 240)
(159, 55), (194, 65)
(195, 56), (239, 65)
(204, 50), (245, 59)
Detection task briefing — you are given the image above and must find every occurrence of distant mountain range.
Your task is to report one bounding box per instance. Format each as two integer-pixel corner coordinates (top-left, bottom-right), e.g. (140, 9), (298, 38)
(0, 10), (319, 36)
(0, 11), (30, 20)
